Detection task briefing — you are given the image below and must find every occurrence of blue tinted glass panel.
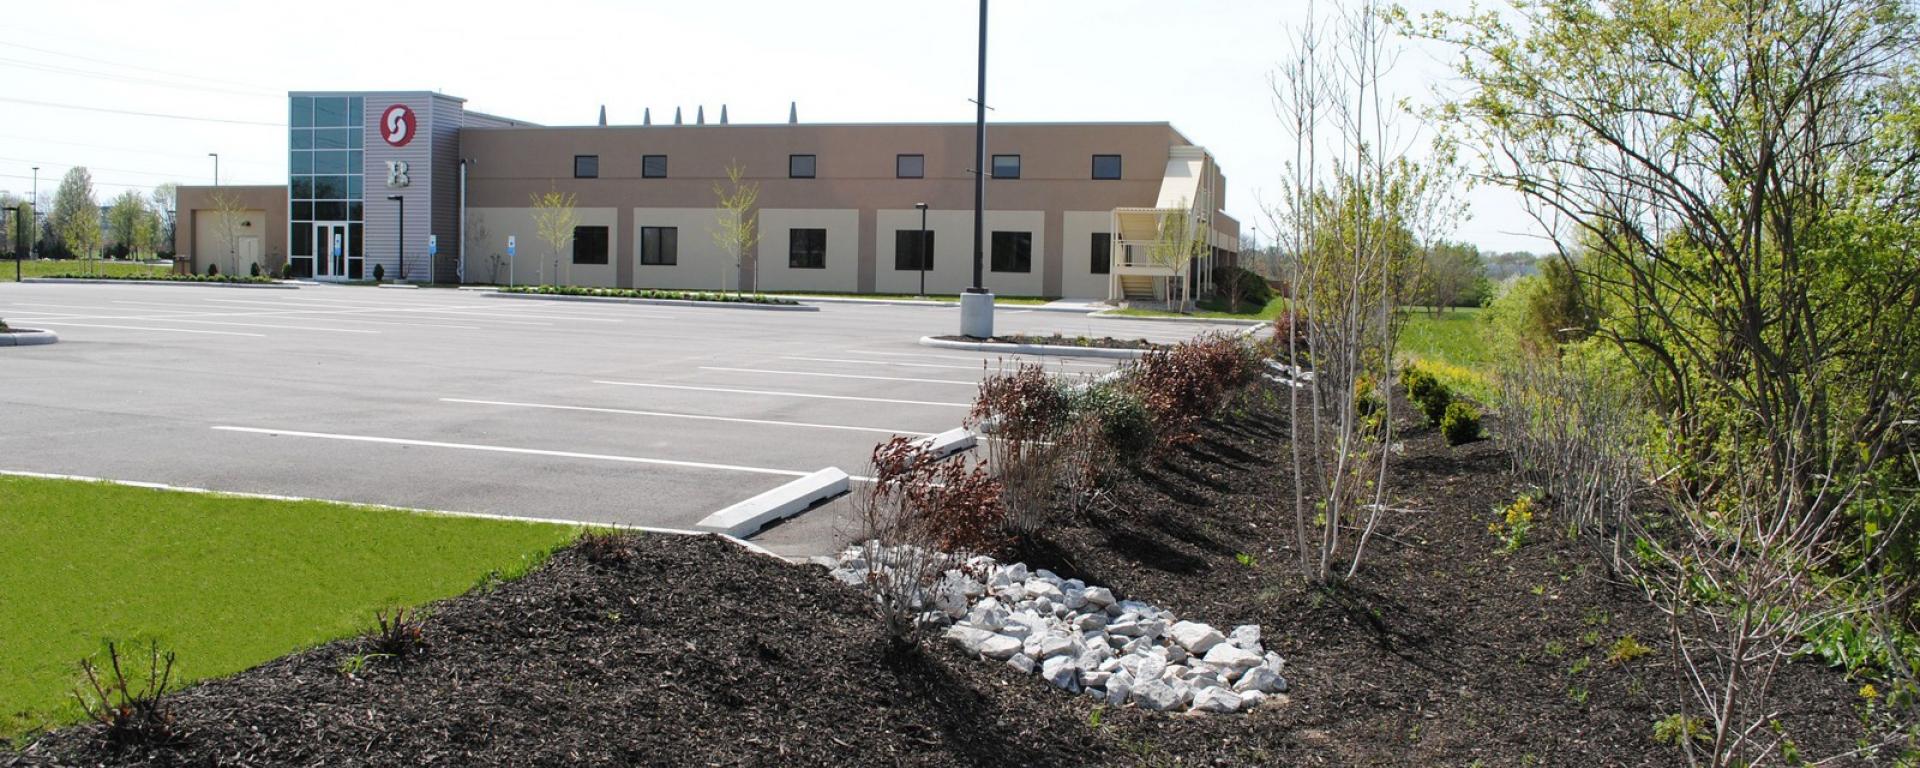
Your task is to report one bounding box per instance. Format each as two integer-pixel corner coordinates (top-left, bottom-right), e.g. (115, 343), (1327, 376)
(347, 150), (362, 174)
(347, 175), (363, 198)
(292, 202), (313, 220)
(291, 177), (314, 199)
(348, 97), (363, 123)
(291, 97), (313, 128)
(314, 176), (346, 199)
(291, 130), (312, 150)
(313, 129), (347, 150)
(314, 97), (348, 127)
(313, 151), (347, 174)
(315, 201), (346, 221)
(348, 128), (363, 149)
(290, 151), (312, 174)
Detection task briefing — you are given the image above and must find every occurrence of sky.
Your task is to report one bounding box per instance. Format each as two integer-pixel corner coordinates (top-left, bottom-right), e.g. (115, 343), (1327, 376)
(0, 0), (1547, 254)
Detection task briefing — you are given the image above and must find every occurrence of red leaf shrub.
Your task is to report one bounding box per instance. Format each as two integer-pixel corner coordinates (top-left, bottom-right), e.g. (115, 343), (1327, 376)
(864, 436), (1005, 553)
(1126, 333), (1262, 448)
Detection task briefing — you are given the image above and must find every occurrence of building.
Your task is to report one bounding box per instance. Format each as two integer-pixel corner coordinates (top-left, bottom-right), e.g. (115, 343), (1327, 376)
(174, 91), (1239, 301)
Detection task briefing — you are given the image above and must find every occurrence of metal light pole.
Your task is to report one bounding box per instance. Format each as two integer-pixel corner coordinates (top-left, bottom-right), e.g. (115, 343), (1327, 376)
(208, 153), (219, 186)
(30, 166), (37, 261)
(958, 0), (996, 338)
(387, 195), (405, 281)
(915, 202), (929, 297)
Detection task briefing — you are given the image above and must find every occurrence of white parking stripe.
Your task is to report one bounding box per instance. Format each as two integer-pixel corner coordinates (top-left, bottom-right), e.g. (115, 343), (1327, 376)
(841, 349), (1114, 368)
(594, 380), (972, 408)
(25, 321), (266, 337)
(439, 398), (931, 436)
(212, 426), (817, 477)
(781, 355), (1090, 373)
(699, 366), (979, 386)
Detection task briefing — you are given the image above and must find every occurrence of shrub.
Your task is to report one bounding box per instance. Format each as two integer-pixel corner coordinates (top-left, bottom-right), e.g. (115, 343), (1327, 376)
(1441, 401), (1482, 445)
(1071, 382), (1155, 464)
(1489, 495), (1535, 553)
(856, 436), (1004, 643)
(1270, 310), (1309, 349)
(372, 263), (386, 282)
(248, 262), (262, 277)
(1211, 264), (1273, 309)
(577, 529), (635, 565)
(1127, 333), (1261, 447)
(369, 607), (428, 659)
(74, 642), (181, 750)
(1402, 364), (1454, 425)
(969, 364), (1074, 535)
(205, 263), (218, 277)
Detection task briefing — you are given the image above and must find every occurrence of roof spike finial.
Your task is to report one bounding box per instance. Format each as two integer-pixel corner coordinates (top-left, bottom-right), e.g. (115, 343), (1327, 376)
(643, 107), (652, 126)
(598, 105), (607, 127)
(696, 105), (705, 125)
(674, 107), (682, 125)
(719, 104), (728, 125)
(788, 101), (797, 124)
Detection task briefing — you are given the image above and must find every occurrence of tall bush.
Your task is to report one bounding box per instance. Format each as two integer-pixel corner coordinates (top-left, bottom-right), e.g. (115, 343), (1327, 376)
(968, 364), (1073, 537)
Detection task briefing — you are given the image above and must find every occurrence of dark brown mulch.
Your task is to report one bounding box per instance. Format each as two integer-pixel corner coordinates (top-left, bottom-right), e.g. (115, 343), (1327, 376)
(1013, 385), (1873, 766)
(934, 333), (1160, 350)
(6, 384), (1874, 766)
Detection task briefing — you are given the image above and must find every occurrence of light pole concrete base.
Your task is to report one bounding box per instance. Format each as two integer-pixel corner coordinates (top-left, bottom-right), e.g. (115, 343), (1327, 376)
(959, 290), (995, 339)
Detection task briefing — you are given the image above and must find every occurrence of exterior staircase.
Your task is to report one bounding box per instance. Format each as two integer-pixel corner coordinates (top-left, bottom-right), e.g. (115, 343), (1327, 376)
(1118, 275), (1158, 302)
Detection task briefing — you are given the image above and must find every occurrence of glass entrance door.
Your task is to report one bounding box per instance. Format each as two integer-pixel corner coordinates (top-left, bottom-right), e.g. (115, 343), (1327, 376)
(314, 222), (349, 279)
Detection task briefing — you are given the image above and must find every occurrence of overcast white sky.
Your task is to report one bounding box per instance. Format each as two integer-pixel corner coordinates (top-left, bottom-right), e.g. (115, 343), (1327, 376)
(0, 0), (1546, 253)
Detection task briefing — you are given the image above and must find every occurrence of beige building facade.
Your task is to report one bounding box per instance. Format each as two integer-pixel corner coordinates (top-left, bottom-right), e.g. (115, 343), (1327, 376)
(181, 92), (1240, 301)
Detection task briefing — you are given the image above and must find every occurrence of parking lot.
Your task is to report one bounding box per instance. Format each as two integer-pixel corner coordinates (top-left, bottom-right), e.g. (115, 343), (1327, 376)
(0, 282), (1248, 556)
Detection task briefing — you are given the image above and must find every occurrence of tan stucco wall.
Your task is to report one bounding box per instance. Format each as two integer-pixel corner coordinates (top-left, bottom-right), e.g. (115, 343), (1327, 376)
(175, 185), (286, 274)
(754, 209), (860, 293)
(466, 207), (619, 288)
(873, 209), (1046, 297)
(1060, 211), (1116, 300)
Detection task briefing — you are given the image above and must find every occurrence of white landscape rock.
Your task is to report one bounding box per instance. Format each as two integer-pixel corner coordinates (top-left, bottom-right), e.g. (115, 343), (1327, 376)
(834, 544), (1290, 716)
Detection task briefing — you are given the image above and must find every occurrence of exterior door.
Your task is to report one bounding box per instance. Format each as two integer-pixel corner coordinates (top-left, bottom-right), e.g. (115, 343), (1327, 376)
(314, 223), (348, 279)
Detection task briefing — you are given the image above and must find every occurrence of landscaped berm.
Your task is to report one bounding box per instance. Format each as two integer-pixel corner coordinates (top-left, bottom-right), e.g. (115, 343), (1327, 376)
(1, 330), (1874, 765)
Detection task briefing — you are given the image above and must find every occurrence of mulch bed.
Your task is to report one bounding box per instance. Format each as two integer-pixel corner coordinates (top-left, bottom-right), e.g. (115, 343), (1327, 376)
(934, 334), (1159, 350)
(6, 383), (1870, 766)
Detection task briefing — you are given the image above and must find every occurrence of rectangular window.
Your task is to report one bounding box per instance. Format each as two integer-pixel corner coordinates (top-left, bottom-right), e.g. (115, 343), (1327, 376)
(788, 228), (826, 269)
(312, 97), (349, 127)
(991, 154), (1021, 179)
(1092, 154), (1122, 180)
(789, 154), (816, 179)
(642, 155), (668, 178)
(574, 155), (599, 179)
(290, 151), (312, 174)
(573, 225), (609, 264)
(895, 230), (933, 271)
(640, 226), (678, 265)
(991, 231), (1031, 273)
(896, 154), (924, 179)
(1091, 232), (1112, 274)
(291, 97), (313, 128)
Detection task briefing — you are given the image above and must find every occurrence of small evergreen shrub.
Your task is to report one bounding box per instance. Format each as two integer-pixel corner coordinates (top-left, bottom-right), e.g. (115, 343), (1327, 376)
(205, 263), (218, 277)
(1403, 365), (1454, 425)
(248, 262), (262, 277)
(372, 263), (386, 282)
(1072, 382), (1156, 463)
(1441, 401), (1482, 445)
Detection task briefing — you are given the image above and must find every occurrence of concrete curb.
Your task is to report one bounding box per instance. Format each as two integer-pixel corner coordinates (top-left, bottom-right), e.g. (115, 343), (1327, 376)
(918, 335), (1149, 360)
(376, 283), (420, 290)
(485, 291), (820, 312)
(0, 468), (786, 560)
(1089, 309), (1267, 327)
(0, 328), (59, 347)
(457, 285), (503, 292)
(914, 426), (978, 460)
(695, 467), (851, 538)
(789, 295), (958, 308)
(21, 278), (298, 289)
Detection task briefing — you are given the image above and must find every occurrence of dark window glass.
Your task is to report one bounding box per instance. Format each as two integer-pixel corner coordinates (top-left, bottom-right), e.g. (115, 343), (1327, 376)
(640, 226), (678, 265)
(315, 201), (347, 221)
(313, 150), (348, 174)
(292, 202), (313, 220)
(291, 97), (313, 128)
(642, 155), (668, 178)
(288, 257), (313, 278)
(573, 225), (610, 264)
(574, 155), (599, 178)
(349, 223), (363, 257)
(290, 151), (312, 174)
(1091, 232), (1112, 274)
(313, 176), (347, 199)
(348, 128), (364, 149)
(992, 154), (1021, 179)
(789, 154), (816, 179)
(313, 97), (349, 127)
(896, 154), (924, 179)
(895, 229), (934, 270)
(991, 231), (1031, 272)
(788, 228), (826, 269)
(290, 177), (313, 199)
(291, 130), (312, 150)
(348, 202), (363, 221)
(1092, 154), (1122, 180)
(292, 222), (312, 256)
(313, 128), (348, 150)
(348, 258), (363, 279)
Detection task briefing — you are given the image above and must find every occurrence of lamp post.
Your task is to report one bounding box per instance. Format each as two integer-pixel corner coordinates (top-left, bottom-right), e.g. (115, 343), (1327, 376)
(386, 195), (405, 282)
(958, 0), (995, 339)
(914, 202), (929, 297)
(30, 166), (37, 261)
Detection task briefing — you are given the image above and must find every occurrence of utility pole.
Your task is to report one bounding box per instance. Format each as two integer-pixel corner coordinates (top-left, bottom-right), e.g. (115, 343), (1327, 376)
(958, 0), (995, 338)
(208, 153), (219, 186)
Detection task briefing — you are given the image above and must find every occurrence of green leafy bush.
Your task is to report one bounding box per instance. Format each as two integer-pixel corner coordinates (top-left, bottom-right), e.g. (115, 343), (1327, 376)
(1211, 264), (1273, 308)
(372, 263), (385, 281)
(43, 272), (276, 284)
(205, 263), (219, 277)
(500, 285), (798, 305)
(1441, 401), (1482, 445)
(1072, 382), (1156, 464)
(1402, 364), (1454, 425)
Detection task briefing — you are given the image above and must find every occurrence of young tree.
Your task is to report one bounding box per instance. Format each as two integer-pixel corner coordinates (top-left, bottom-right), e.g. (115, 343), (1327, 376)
(150, 182), (177, 255)
(529, 188), (578, 286)
(711, 161), (760, 295)
(206, 190), (247, 276)
(0, 192), (21, 256)
(48, 168), (101, 273)
(105, 190), (150, 257)
(1415, 240), (1487, 313)
(1145, 199), (1205, 312)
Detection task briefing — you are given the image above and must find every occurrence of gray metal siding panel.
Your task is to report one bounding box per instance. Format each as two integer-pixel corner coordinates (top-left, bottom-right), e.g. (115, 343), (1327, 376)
(362, 93), (437, 282)
(430, 94), (463, 282)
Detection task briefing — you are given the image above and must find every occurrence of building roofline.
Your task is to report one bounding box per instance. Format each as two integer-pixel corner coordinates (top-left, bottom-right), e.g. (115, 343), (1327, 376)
(288, 90), (466, 103)
(460, 120), (1180, 132)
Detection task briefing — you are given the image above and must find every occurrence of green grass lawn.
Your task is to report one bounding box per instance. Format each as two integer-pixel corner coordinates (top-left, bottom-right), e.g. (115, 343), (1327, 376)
(1399, 307), (1495, 402)
(0, 476), (580, 741)
(1109, 294), (1289, 321)
(0, 259), (174, 282)
(761, 290), (1058, 306)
